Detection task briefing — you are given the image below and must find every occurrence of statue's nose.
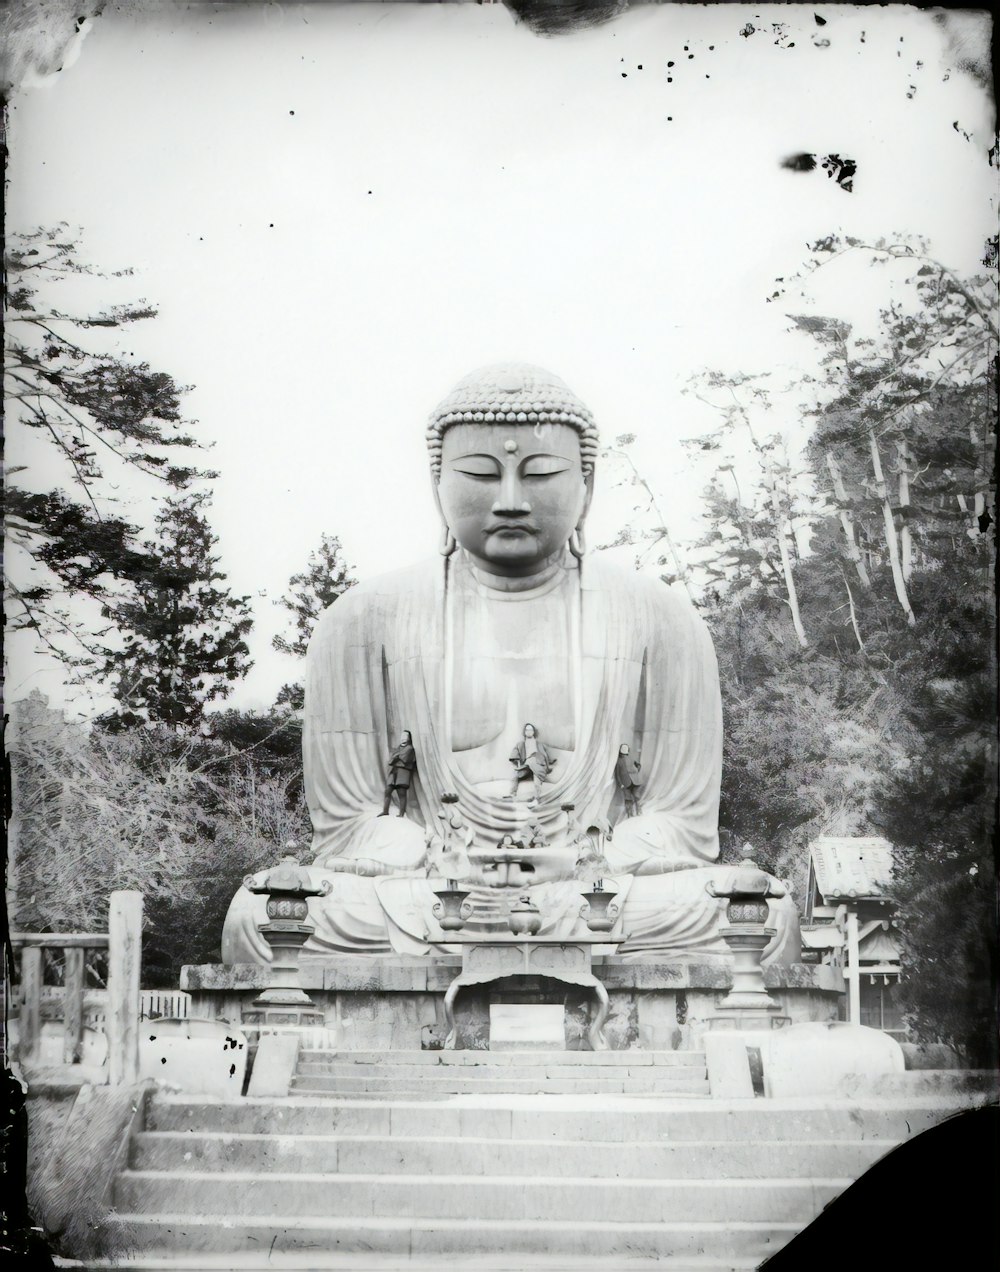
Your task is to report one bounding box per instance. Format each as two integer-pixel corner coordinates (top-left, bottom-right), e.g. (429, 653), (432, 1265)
(493, 470), (531, 515)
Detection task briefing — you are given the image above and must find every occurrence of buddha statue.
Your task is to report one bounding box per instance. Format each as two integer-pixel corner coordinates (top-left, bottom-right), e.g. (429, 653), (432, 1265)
(222, 363), (800, 964)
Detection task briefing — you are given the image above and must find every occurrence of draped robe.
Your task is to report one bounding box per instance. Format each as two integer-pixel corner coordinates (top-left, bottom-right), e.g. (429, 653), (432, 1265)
(221, 552), (800, 964)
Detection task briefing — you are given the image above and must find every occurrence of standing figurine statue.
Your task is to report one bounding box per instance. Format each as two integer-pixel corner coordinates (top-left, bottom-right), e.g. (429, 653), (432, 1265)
(614, 743), (643, 818)
(378, 730), (417, 817)
(505, 722), (557, 805)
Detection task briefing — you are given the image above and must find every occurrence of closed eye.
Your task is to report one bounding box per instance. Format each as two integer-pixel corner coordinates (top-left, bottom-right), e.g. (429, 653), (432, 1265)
(451, 456), (501, 478)
(522, 457), (573, 478)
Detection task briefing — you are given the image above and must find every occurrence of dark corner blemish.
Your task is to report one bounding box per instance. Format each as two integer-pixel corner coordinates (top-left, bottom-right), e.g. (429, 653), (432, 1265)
(781, 153), (817, 172)
(779, 153), (855, 193)
(814, 13), (826, 25)
(821, 154), (856, 191)
(502, 0), (629, 37)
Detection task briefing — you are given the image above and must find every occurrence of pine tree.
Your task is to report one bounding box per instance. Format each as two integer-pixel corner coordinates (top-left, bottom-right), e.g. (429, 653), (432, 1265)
(5, 226), (213, 677)
(272, 533), (357, 708)
(102, 493), (253, 729)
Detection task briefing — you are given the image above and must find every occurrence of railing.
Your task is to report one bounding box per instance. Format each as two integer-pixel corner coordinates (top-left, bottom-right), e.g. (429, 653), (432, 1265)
(139, 989), (192, 1022)
(11, 890), (143, 1084)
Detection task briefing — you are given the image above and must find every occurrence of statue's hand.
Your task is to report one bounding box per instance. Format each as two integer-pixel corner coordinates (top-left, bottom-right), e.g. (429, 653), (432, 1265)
(467, 839), (575, 888)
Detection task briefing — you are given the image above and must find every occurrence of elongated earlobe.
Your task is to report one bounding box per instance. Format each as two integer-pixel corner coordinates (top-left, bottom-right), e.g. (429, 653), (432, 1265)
(569, 527), (585, 559)
(440, 526), (457, 557)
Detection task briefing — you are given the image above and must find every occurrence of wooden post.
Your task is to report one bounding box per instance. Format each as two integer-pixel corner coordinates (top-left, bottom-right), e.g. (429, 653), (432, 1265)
(107, 891), (143, 1085)
(846, 910), (861, 1026)
(63, 947), (86, 1065)
(19, 946), (43, 1064)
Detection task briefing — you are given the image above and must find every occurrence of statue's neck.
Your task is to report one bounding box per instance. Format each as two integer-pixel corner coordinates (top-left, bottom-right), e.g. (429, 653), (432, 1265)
(463, 551), (572, 595)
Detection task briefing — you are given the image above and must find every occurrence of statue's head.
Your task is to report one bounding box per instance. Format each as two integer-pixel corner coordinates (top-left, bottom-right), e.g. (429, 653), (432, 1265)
(427, 363), (599, 576)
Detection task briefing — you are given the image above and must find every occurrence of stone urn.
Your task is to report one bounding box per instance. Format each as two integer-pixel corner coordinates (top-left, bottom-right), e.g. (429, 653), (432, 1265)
(507, 894), (542, 936)
(580, 887), (620, 933)
(432, 886), (473, 932)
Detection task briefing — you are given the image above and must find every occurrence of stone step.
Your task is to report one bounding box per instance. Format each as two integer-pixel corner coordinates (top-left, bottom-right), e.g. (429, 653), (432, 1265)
(289, 1074), (710, 1096)
(113, 1169), (851, 1223)
(145, 1093), (970, 1142)
(295, 1060), (709, 1082)
(131, 1129), (897, 1179)
(297, 1048), (706, 1067)
(105, 1213), (802, 1260)
(54, 1252), (785, 1272)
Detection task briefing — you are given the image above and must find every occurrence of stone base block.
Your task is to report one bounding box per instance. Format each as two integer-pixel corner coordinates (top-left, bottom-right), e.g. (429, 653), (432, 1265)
(180, 958), (842, 1051)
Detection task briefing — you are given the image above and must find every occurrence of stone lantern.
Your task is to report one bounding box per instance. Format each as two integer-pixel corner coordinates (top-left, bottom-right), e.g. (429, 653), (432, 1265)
(242, 854), (331, 1027)
(706, 844), (786, 1011)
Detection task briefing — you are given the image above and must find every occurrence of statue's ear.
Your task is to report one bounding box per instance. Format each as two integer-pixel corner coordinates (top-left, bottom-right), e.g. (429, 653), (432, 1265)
(579, 469), (595, 524)
(431, 473), (446, 524)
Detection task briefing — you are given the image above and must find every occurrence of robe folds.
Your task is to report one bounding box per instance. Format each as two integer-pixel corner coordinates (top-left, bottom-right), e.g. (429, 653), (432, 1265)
(302, 552), (723, 867)
(221, 552), (800, 965)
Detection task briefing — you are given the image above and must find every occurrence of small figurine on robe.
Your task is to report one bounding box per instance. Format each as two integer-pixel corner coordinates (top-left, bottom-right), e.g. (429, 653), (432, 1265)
(614, 743), (643, 818)
(505, 722), (557, 804)
(379, 730), (417, 817)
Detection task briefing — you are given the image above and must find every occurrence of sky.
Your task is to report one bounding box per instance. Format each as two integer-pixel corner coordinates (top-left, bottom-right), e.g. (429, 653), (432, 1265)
(5, 1), (995, 718)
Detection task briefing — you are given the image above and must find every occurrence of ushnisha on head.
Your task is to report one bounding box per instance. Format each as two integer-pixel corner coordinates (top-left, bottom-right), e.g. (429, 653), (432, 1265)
(429, 363), (600, 576)
(426, 363), (600, 479)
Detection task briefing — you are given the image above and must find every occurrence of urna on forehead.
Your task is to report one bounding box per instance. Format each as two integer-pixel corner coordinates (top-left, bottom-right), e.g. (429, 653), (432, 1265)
(426, 362), (600, 478)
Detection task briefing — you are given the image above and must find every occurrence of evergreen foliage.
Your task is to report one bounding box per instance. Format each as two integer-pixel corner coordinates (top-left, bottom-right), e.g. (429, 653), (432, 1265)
(683, 235), (997, 1062)
(5, 227), (214, 678)
(100, 493), (254, 729)
(272, 533), (357, 709)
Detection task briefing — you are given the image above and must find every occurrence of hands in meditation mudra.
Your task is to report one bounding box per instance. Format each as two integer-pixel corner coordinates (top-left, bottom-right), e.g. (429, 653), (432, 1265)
(222, 364), (800, 964)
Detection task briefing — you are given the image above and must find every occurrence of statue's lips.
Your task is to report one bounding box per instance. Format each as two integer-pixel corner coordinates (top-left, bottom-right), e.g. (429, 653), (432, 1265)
(484, 523), (537, 537)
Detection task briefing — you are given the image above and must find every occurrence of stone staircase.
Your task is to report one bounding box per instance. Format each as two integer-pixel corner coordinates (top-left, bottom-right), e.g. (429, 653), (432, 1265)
(291, 1047), (712, 1097)
(93, 1046), (983, 1270)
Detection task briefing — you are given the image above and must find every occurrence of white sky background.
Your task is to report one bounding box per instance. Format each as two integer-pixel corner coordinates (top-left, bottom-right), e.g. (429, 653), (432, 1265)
(5, 1), (995, 719)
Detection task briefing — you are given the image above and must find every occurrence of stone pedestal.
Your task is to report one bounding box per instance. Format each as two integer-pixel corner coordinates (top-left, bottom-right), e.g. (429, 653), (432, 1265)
(717, 926), (781, 1012)
(180, 958), (842, 1051)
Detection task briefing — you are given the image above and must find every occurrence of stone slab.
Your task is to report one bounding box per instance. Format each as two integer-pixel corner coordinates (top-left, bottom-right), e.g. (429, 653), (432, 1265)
(247, 1032), (300, 1098)
(489, 1004), (565, 1050)
(756, 1023), (905, 1098)
(704, 1032), (755, 1099)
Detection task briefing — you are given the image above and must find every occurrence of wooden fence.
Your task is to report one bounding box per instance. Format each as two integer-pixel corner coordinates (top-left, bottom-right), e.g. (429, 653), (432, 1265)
(11, 890), (143, 1084)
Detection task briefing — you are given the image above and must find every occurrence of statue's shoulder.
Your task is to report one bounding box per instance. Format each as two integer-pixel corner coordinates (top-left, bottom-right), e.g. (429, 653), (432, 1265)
(584, 555), (713, 652)
(585, 555), (703, 616)
(310, 558), (440, 645)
